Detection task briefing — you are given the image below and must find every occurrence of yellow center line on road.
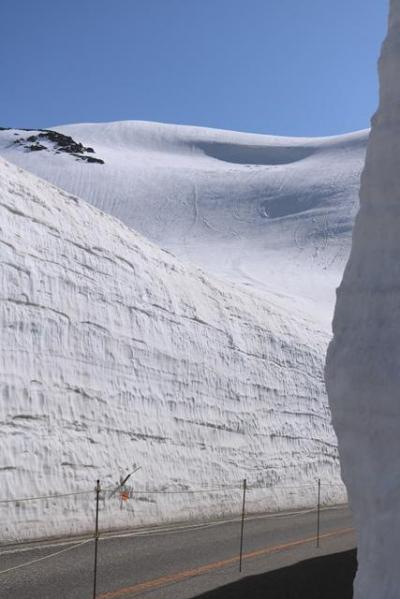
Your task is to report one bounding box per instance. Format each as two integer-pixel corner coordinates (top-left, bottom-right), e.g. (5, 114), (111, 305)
(98, 526), (354, 599)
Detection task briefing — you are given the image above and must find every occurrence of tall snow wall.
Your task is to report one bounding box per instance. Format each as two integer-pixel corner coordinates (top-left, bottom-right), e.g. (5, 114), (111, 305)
(0, 157), (342, 542)
(326, 1), (400, 596)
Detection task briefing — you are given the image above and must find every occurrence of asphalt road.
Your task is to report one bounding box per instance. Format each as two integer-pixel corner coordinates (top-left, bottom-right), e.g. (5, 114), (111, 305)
(0, 506), (355, 599)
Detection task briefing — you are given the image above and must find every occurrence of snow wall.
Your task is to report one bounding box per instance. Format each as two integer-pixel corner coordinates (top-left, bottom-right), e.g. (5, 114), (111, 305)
(0, 158), (345, 542)
(326, 1), (400, 596)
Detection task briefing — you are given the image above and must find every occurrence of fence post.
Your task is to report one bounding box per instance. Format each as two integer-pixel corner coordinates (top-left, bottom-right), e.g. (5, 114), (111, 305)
(239, 478), (247, 572)
(93, 479), (101, 599)
(316, 478), (321, 548)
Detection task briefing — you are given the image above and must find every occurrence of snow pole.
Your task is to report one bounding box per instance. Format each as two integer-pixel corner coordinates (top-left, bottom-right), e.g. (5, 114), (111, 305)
(239, 478), (247, 572)
(93, 479), (101, 599)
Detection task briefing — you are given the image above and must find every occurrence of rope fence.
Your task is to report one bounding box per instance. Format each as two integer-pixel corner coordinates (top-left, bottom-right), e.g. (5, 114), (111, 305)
(0, 480), (347, 505)
(0, 478), (348, 545)
(0, 477), (351, 598)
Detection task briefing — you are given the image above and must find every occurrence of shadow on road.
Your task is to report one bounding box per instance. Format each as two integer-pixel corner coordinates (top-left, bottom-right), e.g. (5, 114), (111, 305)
(193, 550), (357, 599)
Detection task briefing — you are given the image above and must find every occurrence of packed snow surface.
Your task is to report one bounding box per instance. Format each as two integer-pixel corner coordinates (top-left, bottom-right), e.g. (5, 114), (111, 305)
(326, 1), (400, 596)
(0, 158), (345, 540)
(0, 120), (367, 539)
(0, 122), (367, 326)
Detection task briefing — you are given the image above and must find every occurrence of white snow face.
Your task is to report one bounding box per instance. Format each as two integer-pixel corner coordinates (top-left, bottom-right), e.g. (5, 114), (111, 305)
(326, 1), (400, 596)
(0, 122), (367, 327)
(0, 158), (344, 541)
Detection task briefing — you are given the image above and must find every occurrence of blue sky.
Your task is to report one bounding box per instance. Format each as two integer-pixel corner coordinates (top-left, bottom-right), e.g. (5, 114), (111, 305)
(0, 0), (387, 136)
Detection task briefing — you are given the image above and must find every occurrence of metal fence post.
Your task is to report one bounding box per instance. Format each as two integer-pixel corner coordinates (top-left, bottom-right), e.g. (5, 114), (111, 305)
(316, 478), (321, 548)
(239, 478), (247, 572)
(93, 479), (101, 599)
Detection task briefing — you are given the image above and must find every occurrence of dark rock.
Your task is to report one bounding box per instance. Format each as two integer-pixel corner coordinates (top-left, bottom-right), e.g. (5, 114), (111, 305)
(84, 156), (104, 164)
(71, 153), (105, 165)
(28, 144), (46, 152)
(4, 127), (105, 165)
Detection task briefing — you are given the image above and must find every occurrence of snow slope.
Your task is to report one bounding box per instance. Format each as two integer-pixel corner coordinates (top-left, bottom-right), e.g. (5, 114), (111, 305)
(326, 0), (400, 596)
(0, 157), (344, 541)
(0, 122), (367, 325)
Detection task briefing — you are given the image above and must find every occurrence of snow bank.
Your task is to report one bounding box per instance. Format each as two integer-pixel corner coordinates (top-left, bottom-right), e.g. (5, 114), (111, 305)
(0, 158), (344, 541)
(326, 1), (400, 596)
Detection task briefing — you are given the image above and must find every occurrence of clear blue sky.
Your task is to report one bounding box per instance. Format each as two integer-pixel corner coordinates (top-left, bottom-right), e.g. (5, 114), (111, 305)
(0, 0), (387, 136)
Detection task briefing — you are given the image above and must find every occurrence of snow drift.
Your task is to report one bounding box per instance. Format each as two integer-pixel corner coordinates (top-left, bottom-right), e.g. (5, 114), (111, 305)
(326, 0), (400, 596)
(0, 157), (343, 541)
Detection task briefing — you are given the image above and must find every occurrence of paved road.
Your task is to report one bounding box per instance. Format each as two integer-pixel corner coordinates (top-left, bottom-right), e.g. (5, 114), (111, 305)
(0, 506), (355, 599)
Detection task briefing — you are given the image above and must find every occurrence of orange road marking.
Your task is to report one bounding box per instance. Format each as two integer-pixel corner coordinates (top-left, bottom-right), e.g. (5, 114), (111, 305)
(98, 526), (354, 599)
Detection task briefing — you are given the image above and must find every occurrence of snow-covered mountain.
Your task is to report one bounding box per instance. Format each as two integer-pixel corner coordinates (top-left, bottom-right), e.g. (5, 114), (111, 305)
(0, 157), (343, 540)
(0, 122), (365, 539)
(0, 122), (367, 325)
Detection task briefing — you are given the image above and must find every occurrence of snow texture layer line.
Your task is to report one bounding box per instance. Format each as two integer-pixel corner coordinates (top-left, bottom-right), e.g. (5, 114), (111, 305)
(0, 157), (344, 541)
(326, 1), (400, 596)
